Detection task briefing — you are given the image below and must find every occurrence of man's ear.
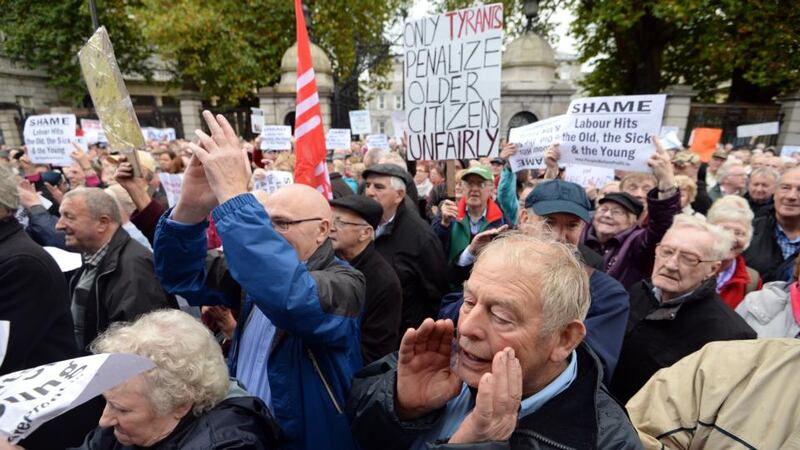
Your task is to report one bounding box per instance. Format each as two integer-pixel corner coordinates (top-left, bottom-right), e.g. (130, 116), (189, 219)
(518, 208), (529, 225)
(549, 320), (586, 363)
(359, 226), (374, 243)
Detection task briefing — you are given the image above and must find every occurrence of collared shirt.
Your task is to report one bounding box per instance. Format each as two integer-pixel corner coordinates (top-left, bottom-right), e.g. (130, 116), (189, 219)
(410, 351), (578, 449)
(716, 259), (737, 292)
(456, 247), (476, 267)
(83, 240), (111, 266)
(775, 223), (800, 260)
(375, 215), (395, 238)
(646, 286), (694, 321)
(236, 306), (276, 411)
(467, 208), (488, 235)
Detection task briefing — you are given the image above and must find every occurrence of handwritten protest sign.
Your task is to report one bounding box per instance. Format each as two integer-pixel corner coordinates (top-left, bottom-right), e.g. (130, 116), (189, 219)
(0, 321), (8, 367)
(689, 128), (722, 162)
(737, 121), (779, 138)
(24, 114), (77, 167)
(80, 119), (107, 144)
(565, 164), (615, 190)
(326, 129), (351, 150)
(366, 134), (390, 150)
(251, 108), (264, 134)
(781, 146), (800, 157)
(253, 171), (293, 194)
(507, 115), (565, 171)
(349, 110), (372, 135)
(391, 111), (409, 140)
(142, 127), (176, 142)
(260, 125), (292, 150)
(0, 353), (153, 443)
(158, 173), (183, 207)
(404, 3), (503, 161)
(560, 94), (666, 171)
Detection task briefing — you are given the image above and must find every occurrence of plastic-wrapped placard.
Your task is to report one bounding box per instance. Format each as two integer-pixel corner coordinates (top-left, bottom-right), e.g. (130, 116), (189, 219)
(78, 26), (144, 176)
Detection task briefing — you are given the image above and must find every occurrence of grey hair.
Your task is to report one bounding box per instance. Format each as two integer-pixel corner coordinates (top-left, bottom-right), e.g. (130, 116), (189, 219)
(64, 187), (121, 224)
(750, 167), (780, 184)
(716, 161), (744, 184)
(670, 213), (734, 261)
(0, 166), (19, 212)
(476, 231), (590, 336)
(388, 175), (407, 192)
(706, 195), (754, 250)
(91, 309), (229, 416)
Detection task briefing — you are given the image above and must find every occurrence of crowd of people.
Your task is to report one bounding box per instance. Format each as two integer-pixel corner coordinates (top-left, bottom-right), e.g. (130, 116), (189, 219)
(2, 110), (800, 449)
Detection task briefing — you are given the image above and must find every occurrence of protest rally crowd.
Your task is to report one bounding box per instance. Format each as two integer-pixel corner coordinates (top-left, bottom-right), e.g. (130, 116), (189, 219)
(3, 110), (800, 449)
(3, 1), (800, 449)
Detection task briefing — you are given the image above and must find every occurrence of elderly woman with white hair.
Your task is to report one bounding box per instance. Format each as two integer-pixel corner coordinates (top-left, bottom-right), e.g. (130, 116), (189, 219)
(70, 309), (280, 449)
(706, 196), (762, 309)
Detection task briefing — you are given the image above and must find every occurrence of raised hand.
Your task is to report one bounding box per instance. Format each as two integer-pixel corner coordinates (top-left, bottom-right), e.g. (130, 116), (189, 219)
(647, 136), (675, 192)
(543, 144), (561, 179)
(499, 143), (518, 161)
(43, 182), (64, 206)
(70, 142), (92, 170)
(468, 225), (509, 255)
(396, 318), (462, 420)
(114, 155), (152, 212)
(449, 347), (522, 444)
(16, 179), (41, 209)
(440, 199), (459, 227)
(190, 111), (252, 204)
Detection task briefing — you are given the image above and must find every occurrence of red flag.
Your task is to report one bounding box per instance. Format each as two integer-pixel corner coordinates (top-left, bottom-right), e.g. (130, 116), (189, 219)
(293, 0), (332, 199)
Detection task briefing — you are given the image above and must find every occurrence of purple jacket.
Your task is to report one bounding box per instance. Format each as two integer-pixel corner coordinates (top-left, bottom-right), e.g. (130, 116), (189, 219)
(581, 188), (681, 289)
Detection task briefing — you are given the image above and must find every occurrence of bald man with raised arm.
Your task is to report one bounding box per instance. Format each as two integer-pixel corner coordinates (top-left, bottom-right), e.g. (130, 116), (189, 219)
(152, 111), (366, 450)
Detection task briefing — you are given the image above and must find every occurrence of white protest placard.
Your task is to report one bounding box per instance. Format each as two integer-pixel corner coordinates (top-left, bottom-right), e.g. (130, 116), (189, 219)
(507, 115), (566, 171)
(80, 119), (107, 144)
(564, 164), (616, 189)
(660, 126), (679, 137)
(142, 127), (176, 142)
(0, 321), (8, 368)
(560, 94), (667, 171)
(349, 110), (372, 135)
(660, 131), (683, 150)
(253, 170), (293, 194)
(0, 353), (153, 443)
(158, 173), (183, 207)
(23, 114), (77, 167)
(404, 4), (503, 161)
(391, 111), (409, 140)
(251, 108), (264, 134)
(366, 134), (390, 150)
(781, 146), (800, 157)
(737, 121), (779, 138)
(43, 246), (83, 272)
(260, 125), (292, 151)
(326, 128), (352, 150)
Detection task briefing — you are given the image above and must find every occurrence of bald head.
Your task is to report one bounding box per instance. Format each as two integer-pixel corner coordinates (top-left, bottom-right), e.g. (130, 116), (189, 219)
(253, 184), (332, 260)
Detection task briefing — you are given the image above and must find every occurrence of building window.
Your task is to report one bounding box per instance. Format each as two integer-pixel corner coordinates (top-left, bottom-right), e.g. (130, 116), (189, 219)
(378, 94), (385, 110)
(395, 95), (402, 110)
(379, 120), (386, 134)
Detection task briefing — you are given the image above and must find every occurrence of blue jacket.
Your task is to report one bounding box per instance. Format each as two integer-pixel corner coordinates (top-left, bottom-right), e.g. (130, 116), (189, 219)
(153, 193), (365, 450)
(439, 269), (629, 384)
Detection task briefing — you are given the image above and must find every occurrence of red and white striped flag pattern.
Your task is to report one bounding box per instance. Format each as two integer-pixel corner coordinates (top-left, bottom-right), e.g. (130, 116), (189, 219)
(292, 0), (332, 199)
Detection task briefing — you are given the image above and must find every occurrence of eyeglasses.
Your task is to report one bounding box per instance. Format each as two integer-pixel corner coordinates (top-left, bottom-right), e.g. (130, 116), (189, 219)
(270, 217), (323, 232)
(655, 244), (715, 267)
(596, 206), (628, 217)
(333, 217), (370, 228)
(459, 180), (492, 189)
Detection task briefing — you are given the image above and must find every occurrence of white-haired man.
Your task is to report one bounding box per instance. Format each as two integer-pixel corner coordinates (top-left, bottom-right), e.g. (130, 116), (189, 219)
(610, 214), (756, 403)
(348, 233), (642, 449)
(708, 161), (747, 202)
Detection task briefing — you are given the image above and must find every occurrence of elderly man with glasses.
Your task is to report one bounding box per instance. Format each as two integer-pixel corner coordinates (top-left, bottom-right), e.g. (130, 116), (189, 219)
(152, 111), (366, 450)
(433, 165), (509, 265)
(609, 214), (756, 403)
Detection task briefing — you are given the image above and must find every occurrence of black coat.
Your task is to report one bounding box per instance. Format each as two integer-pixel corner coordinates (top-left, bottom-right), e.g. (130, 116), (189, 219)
(0, 217), (77, 375)
(347, 345), (643, 450)
(69, 226), (177, 348)
(744, 192), (774, 219)
(374, 203), (447, 336)
(743, 208), (796, 283)
(330, 172), (354, 199)
(73, 395), (281, 449)
(610, 279), (756, 403)
(350, 242), (403, 364)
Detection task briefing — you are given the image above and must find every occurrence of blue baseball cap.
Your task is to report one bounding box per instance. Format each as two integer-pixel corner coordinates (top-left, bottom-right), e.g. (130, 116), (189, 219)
(524, 180), (593, 223)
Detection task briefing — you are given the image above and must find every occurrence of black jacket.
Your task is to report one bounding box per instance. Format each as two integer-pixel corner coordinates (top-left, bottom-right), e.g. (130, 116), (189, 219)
(0, 217), (76, 374)
(69, 226), (176, 348)
(330, 172), (355, 199)
(610, 279), (756, 403)
(351, 242), (403, 364)
(743, 208), (796, 283)
(744, 192), (774, 219)
(347, 345), (643, 450)
(73, 395), (281, 449)
(374, 202), (447, 337)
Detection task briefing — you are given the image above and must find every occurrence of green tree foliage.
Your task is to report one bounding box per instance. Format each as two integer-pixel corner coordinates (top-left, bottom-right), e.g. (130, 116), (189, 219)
(569, 0), (800, 101)
(0, 0), (153, 105)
